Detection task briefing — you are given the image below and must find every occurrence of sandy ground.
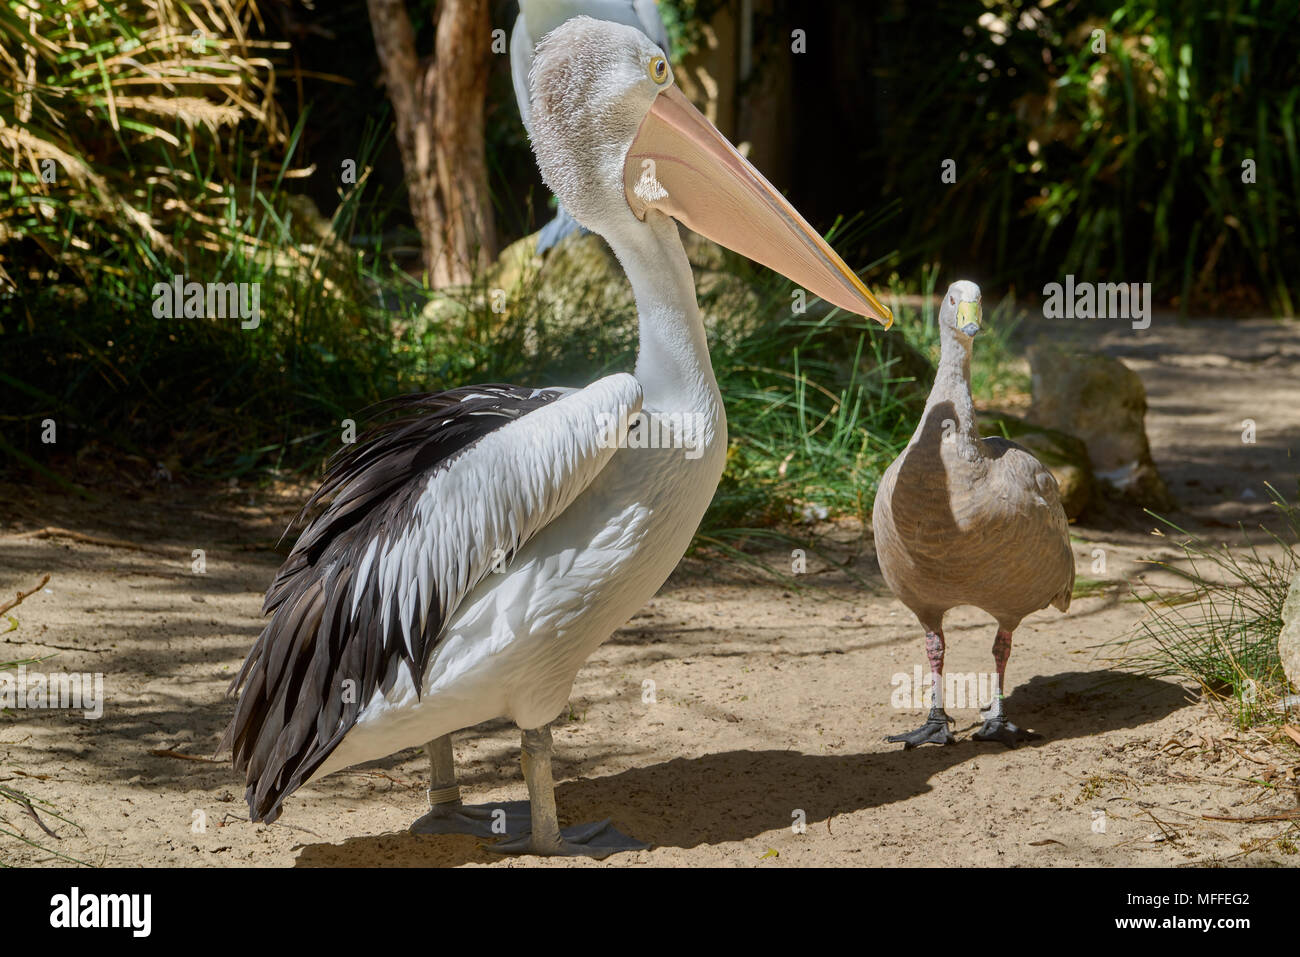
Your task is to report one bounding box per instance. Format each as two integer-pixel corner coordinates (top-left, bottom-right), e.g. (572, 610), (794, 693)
(1, 315), (1298, 867)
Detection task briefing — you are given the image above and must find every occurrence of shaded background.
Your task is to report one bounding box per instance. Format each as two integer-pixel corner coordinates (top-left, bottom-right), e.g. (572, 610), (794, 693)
(1, 0), (1297, 495)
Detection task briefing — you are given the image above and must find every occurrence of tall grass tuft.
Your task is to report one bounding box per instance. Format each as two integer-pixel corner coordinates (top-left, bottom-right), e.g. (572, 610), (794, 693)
(0, 0), (289, 291)
(1106, 488), (1299, 728)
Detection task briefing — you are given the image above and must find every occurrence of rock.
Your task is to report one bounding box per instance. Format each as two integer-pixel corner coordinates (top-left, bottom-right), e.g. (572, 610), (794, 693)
(681, 231), (729, 272)
(976, 412), (1095, 520)
(1279, 571), (1300, 694)
(1026, 343), (1173, 510)
(414, 229), (636, 353)
(419, 228), (780, 357)
(695, 269), (762, 342)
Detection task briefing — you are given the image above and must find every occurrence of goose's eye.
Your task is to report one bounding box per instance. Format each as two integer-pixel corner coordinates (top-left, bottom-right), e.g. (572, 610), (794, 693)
(949, 296), (955, 305)
(648, 56), (668, 84)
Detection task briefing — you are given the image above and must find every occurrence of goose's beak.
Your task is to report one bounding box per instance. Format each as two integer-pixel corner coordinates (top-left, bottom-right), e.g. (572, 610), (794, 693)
(957, 299), (981, 337)
(624, 85), (891, 326)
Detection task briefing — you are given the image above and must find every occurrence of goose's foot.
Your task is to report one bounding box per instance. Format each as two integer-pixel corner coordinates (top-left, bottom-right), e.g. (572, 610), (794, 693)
(486, 819), (649, 859)
(886, 707), (956, 749)
(409, 799), (530, 838)
(972, 716), (1042, 747)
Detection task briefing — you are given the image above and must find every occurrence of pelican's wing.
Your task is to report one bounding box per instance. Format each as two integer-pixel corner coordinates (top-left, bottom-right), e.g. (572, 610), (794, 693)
(222, 374), (641, 822)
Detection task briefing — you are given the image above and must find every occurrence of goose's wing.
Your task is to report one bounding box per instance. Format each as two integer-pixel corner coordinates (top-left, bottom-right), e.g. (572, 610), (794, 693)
(222, 374), (641, 822)
(978, 436), (1075, 612)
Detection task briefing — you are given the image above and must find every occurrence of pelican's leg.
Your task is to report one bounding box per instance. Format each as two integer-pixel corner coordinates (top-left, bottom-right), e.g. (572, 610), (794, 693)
(973, 629), (1042, 747)
(534, 203), (588, 254)
(487, 723), (649, 858)
(886, 629), (957, 749)
(409, 734), (528, 837)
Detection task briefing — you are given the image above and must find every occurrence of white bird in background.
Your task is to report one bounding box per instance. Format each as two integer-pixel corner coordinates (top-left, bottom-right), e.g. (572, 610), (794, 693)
(512, 0), (671, 253)
(223, 16), (890, 858)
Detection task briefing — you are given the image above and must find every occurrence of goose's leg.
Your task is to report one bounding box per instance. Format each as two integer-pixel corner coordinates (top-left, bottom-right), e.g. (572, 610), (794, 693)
(886, 629), (956, 749)
(409, 734), (529, 837)
(973, 629), (1042, 747)
(487, 723), (649, 858)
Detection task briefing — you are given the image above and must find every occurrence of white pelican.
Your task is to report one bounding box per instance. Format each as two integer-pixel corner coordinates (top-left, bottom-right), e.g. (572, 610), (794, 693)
(512, 0), (670, 252)
(223, 16), (891, 857)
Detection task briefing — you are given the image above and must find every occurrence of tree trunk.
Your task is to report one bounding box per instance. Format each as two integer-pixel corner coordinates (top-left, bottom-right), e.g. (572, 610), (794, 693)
(366, 0), (496, 288)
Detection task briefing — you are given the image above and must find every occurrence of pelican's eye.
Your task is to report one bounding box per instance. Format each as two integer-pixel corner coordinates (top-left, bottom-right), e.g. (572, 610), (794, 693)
(648, 55), (669, 84)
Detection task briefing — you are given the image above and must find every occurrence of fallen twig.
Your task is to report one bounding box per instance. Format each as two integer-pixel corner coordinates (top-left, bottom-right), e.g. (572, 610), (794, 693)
(0, 574), (50, 616)
(15, 792), (59, 840)
(147, 748), (220, 764)
(19, 527), (165, 554)
(1202, 810), (1300, 823)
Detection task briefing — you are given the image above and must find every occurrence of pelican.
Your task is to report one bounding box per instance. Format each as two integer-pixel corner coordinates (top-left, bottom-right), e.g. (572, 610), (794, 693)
(512, 0), (670, 253)
(222, 16), (890, 858)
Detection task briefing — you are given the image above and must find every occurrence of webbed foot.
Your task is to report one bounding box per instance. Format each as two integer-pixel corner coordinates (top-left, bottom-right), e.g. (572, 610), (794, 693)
(886, 708), (957, 750)
(485, 818), (649, 859)
(971, 717), (1042, 747)
(409, 799), (530, 838)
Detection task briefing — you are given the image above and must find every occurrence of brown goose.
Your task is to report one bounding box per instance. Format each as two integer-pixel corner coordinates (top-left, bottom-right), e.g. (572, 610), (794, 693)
(873, 280), (1074, 748)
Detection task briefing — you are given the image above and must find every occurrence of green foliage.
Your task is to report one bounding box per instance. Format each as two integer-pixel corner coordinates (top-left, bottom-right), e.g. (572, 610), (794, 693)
(872, 0), (1300, 314)
(0, 0), (288, 290)
(657, 0), (729, 61)
(0, 111), (422, 479)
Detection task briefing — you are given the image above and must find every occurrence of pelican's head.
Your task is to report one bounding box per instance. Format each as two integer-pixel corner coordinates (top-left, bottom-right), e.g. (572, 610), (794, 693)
(528, 17), (891, 325)
(940, 280), (983, 340)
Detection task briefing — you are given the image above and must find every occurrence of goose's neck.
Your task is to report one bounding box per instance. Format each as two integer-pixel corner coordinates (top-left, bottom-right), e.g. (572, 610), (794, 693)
(923, 324), (979, 445)
(606, 212), (718, 412)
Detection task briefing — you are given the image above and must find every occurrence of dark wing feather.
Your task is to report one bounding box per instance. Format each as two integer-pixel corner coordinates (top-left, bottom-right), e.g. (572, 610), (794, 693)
(220, 384), (564, 823)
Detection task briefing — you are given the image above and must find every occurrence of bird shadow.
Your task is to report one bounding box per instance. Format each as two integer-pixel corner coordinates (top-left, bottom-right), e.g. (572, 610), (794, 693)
(290, 669), (1189, 866)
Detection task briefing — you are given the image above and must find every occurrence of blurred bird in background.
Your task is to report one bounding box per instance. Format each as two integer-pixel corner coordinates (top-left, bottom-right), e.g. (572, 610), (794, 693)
(511, 0), (672, 252)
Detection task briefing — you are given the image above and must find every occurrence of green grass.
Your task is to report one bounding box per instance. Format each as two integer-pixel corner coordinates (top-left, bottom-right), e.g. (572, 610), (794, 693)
(1072, 577), (1115, 599)
(1103, 487), (1299, 728)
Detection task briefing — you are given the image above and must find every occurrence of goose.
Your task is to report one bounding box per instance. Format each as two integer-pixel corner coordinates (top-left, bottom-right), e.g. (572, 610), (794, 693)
(222, 16), (891, 857)
(872, 281), (1073, 749)
(511, 0), (670, 253)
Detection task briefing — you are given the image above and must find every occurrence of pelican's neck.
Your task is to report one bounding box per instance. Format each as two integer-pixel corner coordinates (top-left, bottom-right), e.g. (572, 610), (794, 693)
(606, 211), (719, 412)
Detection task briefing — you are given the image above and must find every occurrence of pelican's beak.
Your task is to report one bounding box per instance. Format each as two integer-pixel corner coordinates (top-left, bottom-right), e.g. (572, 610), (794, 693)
(624, 86), (891, 326)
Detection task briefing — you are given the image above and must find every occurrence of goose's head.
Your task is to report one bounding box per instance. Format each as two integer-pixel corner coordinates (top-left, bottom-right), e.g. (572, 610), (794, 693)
(940, 280), (982, 340)
(528, 17), (891, 325)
